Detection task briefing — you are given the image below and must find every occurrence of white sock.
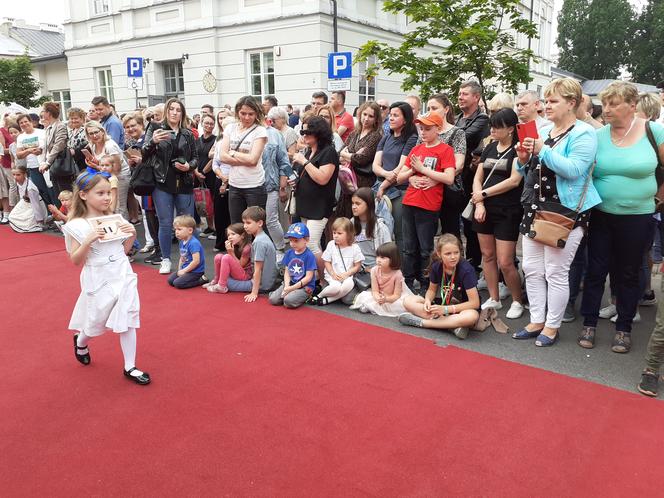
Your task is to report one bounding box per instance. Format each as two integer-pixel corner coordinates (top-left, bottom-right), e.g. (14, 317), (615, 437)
(119, 328), (143, 376)
(76, 332), (90, 354)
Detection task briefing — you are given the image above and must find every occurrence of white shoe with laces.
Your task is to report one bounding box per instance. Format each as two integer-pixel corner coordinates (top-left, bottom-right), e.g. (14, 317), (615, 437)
(599, 303), (617, 319)
(481, 297), (503, 310)
(498, 282), (510, 300)
(610, 311), (641, 323)
(159, 258), (172, 274)
(476, 276), (488, 290)
(505, 301), (524, 319)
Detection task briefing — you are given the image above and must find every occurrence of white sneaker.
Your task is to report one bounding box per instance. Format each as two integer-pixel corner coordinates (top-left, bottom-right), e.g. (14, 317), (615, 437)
(498, 282), (510, 300)
(599, 303), (617, 319)
(481, 297), (503, 310)
(159, 258), (172, 274)
(505, 301), (524, 319)
(476, 276), (488, 290)
(610, 311), (641, 323)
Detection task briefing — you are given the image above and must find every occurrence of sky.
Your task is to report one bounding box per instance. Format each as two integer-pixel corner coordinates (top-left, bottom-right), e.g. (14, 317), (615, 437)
(3, 0), (68, 25)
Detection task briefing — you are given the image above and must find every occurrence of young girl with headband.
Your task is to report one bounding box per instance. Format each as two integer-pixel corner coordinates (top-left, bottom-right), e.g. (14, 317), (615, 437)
(62, 167), (151, 385)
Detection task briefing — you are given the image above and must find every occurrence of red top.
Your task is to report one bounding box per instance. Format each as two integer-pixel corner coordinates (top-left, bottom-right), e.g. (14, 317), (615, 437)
(335, 111), (355, 143)
(402, 142), (456, 212)
(1, 128), (14, 169)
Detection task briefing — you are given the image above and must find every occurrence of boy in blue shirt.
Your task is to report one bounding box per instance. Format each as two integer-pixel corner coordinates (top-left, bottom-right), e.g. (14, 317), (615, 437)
(168, 215), (208, 289)
(269, 222), (317, 308)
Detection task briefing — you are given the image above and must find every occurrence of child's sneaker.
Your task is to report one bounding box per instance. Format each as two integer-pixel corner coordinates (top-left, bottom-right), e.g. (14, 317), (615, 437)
(452, 327), (469, 340)
(398, 313), (423, 328)
(207, 284), (228, 293)
(202, 280), (217, 289)
(159, 258), (172, 274)
(639, 290), (657, 306)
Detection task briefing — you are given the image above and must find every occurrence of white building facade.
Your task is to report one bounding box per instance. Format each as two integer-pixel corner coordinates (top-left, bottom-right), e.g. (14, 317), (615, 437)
(61, 0), (554, 113)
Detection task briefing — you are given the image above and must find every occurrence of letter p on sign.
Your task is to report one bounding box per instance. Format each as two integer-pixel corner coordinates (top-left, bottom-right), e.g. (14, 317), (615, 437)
(327, 52), (352, 80)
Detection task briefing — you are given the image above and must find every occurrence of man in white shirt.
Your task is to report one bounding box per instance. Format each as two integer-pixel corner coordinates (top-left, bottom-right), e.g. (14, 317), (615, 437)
(15, 113), (52, 205)
(515, 90), (549, 132)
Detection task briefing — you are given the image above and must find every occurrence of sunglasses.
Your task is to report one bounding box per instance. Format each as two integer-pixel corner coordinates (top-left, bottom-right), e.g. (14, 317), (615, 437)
(299, 129), (313, 136)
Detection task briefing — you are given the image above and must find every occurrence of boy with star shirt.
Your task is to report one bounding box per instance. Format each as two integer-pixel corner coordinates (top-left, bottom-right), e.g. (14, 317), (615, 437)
(269, 223), (318, 309)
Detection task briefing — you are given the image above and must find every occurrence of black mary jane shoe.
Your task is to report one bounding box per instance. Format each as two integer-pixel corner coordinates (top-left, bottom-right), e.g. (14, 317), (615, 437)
(73, 334), (91, 365)
(124, 367), (151, 385)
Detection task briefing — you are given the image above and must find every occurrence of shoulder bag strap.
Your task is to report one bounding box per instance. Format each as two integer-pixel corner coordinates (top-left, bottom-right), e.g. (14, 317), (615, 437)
(645, 121), (663, 168)
(482, 147), (513, 188)
(337, 245), (348, 272)
(234, 125), (258, 152)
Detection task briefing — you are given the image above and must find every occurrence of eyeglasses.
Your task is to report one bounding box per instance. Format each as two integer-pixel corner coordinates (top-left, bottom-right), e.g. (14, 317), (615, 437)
(87, 130), (102, 136)
(300, 129), (313, 136)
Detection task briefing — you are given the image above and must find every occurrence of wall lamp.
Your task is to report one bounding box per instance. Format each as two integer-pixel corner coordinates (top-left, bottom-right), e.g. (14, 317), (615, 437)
(181, 53), (189, 63)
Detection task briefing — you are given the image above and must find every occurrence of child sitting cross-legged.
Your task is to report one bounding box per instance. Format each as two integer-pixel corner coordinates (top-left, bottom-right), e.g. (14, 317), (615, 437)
(269, 222), (318, 309)
(398, 234), (480, 340)
(168, 215), (208, 289)
(350, 242), (412, 317)
(310, 217), (365, 306)
(205, 223), (253, 293)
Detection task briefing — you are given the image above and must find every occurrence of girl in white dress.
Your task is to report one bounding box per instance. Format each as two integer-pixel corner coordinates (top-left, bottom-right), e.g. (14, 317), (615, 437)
(62, 167), (150, 385)
(351, 242), (413, 317)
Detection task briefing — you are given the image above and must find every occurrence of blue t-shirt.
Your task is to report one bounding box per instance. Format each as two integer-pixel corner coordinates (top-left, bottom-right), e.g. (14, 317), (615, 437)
(281, 247), (317, 291)
(429, 259), (477, 304)
(179, 236), (205, 273)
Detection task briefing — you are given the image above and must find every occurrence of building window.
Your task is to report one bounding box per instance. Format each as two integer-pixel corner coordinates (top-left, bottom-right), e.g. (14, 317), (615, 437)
(248, 50), (274, 100)
(95, 67), (114, 103)
(51, 90), (72, 116)
(358, 56), (376, 104)
(92, 0), (110, 15)
(163, 61), (184, 95)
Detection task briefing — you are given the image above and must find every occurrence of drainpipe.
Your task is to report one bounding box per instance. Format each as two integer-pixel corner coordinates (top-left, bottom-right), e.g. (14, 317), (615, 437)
(331, 0), (338, 52)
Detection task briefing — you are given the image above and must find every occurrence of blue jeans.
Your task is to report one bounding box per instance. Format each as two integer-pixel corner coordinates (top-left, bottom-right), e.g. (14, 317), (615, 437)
(152, 187), (195, 260)
(227, 278), (253, 293)
(168, 271), (204, 289)
(402, 204), (438, 286)
(27, 168), (56, 206)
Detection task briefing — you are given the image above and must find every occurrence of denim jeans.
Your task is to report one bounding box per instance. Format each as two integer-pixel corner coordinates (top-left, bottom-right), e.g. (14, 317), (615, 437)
(402, 204), (438, 285)
(265, 190), (285, 250)
(28, 168), (56, 206)
(227, 278), (253, 293)
(168, 271), (204, 289)
(581, 210), (655, 333)
(152, 187), (195, 260)
(228, 185), (267, 223)
(568, 235), (587, 306)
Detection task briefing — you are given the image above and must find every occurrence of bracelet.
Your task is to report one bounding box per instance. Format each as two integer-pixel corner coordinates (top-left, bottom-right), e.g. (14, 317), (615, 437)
(443, 305), (449, 316)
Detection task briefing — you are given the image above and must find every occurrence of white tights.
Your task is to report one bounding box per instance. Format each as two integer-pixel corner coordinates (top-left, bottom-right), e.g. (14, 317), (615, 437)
(77, 328), (138, 371)
(318, 278), (355, 304)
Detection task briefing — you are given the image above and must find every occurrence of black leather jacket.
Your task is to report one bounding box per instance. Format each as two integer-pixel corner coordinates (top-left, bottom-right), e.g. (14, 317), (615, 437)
(142, 123), (198, 190)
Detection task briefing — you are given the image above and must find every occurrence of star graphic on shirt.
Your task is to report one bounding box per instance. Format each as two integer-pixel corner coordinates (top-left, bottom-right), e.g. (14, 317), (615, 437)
(291, 263), (303, 275)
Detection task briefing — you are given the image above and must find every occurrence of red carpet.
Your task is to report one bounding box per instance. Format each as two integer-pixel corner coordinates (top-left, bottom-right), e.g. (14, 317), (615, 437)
(1, 227), (663, 496)
(0, 225), (66, 261)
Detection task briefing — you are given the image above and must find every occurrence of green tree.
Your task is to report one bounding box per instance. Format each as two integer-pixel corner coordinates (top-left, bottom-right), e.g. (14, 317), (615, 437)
(0, 54), (49, 108)
(556, 0), (635, 79)
(629, 0), (664, 84)
(356, 0), (538, 102)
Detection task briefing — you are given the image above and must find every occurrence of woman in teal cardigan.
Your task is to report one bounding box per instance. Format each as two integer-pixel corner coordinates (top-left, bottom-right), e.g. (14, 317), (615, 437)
(512, 78), (600, 347)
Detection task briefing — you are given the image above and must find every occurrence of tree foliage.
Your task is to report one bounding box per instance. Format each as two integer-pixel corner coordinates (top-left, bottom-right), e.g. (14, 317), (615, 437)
(629, 0), (664, 85)
(556, 0), (635, 79)
(356, 0), (538, 102)
(0, 54), (49, 108)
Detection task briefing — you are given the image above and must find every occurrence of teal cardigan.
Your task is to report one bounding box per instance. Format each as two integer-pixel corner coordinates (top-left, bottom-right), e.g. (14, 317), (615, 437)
(517, 119), (601, 212)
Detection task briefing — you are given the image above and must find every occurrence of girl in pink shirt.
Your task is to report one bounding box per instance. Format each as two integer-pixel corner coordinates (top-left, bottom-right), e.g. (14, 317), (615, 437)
(205, 223), (253, 293)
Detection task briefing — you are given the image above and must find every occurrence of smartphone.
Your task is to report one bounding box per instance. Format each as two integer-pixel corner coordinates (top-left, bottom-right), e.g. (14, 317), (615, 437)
(516, 120), (539, 144)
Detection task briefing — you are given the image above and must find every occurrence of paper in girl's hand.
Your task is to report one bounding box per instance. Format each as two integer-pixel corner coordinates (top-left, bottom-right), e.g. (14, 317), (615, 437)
(87, 215), (125, 242)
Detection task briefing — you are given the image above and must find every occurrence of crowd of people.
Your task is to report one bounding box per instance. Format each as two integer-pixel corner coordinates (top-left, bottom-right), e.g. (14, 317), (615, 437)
(1, 78), (664, 396)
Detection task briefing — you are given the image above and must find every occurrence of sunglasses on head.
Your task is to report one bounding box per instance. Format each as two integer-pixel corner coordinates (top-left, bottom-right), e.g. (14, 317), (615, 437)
(300, 129), (313, 136)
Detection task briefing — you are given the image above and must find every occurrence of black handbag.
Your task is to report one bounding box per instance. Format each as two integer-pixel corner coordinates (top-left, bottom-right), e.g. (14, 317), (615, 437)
(50, 148), (78, 177)
(130, 153), (156, 196)
(353, 270), (371, 291)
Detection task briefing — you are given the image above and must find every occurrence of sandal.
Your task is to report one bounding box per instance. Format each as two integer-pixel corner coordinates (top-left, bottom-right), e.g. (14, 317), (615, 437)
(73, 334), (90, 365)
(512, 327), (543, 340)
(535, 332), (559, 347)
(611, 332), (631, 354)
(577, 326), (596, 349)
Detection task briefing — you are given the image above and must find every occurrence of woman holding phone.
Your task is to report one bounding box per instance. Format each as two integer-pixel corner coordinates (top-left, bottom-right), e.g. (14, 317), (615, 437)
(142, 97), (199, 275)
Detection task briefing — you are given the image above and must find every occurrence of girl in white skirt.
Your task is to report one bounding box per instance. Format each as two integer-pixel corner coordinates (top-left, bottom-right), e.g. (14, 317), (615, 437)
(62, 167), (150, 385)
(351, 242), (412, 317)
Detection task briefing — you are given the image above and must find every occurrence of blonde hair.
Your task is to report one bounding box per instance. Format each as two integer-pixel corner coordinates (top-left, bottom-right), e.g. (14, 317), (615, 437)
(599, 81), (639, 107)
(488, 92), (514, 114)
(173, 214), (196, 229)
(99, 154), (120, 174)
(331, 216), (354, 245)
(544, 78), (583, 110)
(84, 120), (108, 140)
(315, 104), (338, 133)
(636, 92), (661, 121)
(58, 190), (73, 201)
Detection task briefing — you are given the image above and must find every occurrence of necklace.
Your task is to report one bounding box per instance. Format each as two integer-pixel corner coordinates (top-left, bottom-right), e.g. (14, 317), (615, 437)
(611, 117), (636, 146)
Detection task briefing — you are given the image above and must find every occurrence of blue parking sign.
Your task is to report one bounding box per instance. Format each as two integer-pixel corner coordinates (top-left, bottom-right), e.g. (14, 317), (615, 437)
(327, 52), (352, 79)
(127, 57), (143, 78)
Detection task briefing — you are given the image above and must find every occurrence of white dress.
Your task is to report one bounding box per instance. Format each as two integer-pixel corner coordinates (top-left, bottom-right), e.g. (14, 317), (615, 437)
(62, 217), (140, 336)
(350, 268), (413, 317)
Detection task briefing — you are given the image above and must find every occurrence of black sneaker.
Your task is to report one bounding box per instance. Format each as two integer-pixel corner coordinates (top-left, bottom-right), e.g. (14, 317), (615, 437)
(638, 371), (659, 397)
(562, 303), (576, 323)
(639, 290), (657, 306)
(145, 250), (162, 265)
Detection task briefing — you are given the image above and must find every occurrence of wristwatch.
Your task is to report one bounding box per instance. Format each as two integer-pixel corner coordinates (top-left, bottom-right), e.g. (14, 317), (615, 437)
(481, 191), (488, 198)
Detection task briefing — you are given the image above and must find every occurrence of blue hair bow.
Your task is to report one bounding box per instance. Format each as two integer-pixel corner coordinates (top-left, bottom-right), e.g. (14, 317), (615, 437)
(77, 166), (112, 190)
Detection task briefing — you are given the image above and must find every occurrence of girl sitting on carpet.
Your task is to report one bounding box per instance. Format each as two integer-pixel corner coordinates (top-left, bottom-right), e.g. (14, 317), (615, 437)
(7, 165), (47, 233)
(62, 167), (151, 385)
(204, 223), (253, 293)
(398, 234), (480, 340)
(350, 242), (412, 317)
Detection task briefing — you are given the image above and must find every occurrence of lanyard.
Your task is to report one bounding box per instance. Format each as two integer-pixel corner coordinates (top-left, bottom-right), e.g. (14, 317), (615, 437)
(441, 267), (456, 304)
